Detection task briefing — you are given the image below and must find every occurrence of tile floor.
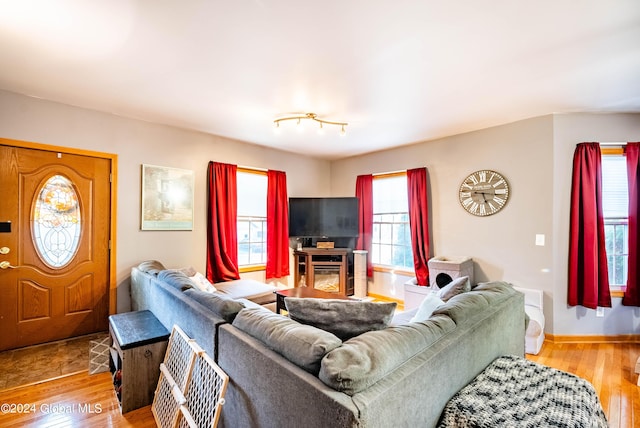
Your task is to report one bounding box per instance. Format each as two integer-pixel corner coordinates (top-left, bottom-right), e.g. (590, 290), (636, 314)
(0, 333), (107, 390)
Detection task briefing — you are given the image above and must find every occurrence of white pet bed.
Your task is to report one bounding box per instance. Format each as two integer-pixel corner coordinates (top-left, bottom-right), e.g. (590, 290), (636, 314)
(514, 286), (545, 355)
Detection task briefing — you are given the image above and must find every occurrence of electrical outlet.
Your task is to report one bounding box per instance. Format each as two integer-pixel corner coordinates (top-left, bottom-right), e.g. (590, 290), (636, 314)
(596, 307), (605, 317)
(535, 234), (545, 246)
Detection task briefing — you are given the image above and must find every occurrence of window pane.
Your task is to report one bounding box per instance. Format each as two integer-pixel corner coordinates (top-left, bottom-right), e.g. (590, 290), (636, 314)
(238, 221), (250, 242)
(238, 242), (250, 265)
(372, 175), (413, 269)
(237, 172), (267, 217)
(237, 171), (267, 267)
(380, 223), (392, 242)
(602, 154), (629, 287)
(373, 176), (407, 213)
(32, 175), (81, 268)
(237, 217), (267, 266)
(379, 244), (392, 265)
(602, 156), (628, 218)
(604, 219), (628, 285)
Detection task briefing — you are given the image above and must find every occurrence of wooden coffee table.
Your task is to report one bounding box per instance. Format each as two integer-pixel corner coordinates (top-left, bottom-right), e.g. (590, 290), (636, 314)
(275, 287), (350, 314)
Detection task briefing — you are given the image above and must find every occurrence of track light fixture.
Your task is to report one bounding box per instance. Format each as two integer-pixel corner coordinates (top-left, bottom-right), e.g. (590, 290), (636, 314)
(273, 113), (347, 136)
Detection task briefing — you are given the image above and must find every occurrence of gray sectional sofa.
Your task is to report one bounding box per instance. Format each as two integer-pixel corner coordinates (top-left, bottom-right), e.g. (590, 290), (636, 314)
(130, 262), (525, 428)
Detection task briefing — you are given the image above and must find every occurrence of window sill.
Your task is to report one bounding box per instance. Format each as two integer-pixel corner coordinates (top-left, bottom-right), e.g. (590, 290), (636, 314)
(611, 290), (624, 298)
(239, 264), (265, 273)
(372, 265), (415, 276)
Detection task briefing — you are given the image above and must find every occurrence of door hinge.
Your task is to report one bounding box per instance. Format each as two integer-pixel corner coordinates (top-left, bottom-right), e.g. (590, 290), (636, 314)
(109, 173), (113, 183)
(108, 240), (112, 250)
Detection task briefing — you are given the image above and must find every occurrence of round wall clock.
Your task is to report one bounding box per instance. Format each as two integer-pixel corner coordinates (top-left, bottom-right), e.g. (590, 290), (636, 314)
(458, 170), (510, 216)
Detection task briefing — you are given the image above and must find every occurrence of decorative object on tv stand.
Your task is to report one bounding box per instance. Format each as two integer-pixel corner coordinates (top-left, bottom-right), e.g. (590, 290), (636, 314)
(274, 112), (347, 136)
(427, 256), (474, 289)
(458, 169), (509, 216)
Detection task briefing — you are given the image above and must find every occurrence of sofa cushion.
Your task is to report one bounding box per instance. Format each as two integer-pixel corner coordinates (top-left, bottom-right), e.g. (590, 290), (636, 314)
(432, 281), (517, 325)
(184, 288), (245, 322)
(214, 279), (277, 304)
(189, 272), (218, 293)
(175, 266), (197, 277)
(437, 275), (471, 302)
(431, 292), (489, 324)
(138, 260), (166, 276)
(233, 308), (342, 374)
(157, 269), (196, 291)
(473, 281), (517, 304)
(284, 298), (397, 341)
(410, 293), (444, 323)
(319, 314), (456, 395)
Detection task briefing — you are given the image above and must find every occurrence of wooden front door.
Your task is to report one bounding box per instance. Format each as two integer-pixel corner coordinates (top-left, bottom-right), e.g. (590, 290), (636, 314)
(0, 144), (112, 351)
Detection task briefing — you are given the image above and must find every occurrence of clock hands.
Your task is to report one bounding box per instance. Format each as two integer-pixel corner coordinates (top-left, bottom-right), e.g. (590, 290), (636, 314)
(471, 190), (493, 203)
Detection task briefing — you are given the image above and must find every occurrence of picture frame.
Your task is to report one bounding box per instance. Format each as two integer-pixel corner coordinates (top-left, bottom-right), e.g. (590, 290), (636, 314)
(141, 164), (194, 231)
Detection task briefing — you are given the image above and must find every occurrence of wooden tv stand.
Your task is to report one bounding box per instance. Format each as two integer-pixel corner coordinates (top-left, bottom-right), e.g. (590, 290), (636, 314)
(293, 248), (353, 296)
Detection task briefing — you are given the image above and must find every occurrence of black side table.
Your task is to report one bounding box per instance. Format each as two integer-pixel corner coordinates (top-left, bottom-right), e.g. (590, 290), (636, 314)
(109, 310), (170, 413)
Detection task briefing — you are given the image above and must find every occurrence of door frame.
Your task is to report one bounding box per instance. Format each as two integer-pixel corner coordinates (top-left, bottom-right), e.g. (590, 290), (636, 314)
(0, 137), (118, 314)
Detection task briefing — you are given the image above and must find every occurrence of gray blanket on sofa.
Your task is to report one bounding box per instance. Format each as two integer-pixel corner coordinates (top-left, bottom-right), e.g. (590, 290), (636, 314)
(438, 355), (608, 428)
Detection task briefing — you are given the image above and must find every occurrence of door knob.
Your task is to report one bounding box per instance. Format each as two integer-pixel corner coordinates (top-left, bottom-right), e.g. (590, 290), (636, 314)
(0, 247), (9, 255)
(0, 261), (17, 269)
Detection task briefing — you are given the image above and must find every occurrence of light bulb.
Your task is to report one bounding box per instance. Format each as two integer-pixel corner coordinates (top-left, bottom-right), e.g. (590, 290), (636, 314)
(273, 121), (281, 134)
(297, 118), (304, 132)
(340, 125), (346, 136)
(317, 122), (324, 135)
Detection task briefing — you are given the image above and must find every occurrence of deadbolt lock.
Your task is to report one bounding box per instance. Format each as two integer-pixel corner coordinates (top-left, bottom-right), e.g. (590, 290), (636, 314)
(0, 247), (9, 255)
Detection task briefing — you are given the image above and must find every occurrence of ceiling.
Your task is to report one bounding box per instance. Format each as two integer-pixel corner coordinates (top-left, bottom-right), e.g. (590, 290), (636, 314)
(1, 1), (639, 160)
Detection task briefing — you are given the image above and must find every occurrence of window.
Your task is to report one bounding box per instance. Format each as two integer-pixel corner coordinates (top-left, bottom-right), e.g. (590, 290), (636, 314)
(371, 174), (414, 270)
(32, 175), (81, 268)
(602, 152), (628, 288)
(237, 170), (267, 267)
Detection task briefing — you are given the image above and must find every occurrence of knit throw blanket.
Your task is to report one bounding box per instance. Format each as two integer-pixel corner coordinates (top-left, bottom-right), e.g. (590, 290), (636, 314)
(438, 355), (608, 428)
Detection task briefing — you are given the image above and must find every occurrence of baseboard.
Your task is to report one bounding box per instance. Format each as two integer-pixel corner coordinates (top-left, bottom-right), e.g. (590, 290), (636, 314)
(546, 333), (640, 344)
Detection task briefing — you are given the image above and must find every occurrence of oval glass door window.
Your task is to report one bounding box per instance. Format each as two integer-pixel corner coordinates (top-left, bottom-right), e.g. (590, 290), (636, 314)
(32, 175), (81, 268)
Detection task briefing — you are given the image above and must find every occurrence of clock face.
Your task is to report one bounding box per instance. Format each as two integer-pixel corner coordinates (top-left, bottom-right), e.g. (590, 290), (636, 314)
(459, 170), (510, 216)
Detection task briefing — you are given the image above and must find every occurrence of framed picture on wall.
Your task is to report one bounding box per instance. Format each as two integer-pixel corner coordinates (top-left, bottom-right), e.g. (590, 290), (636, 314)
(141, 164), (194, 231)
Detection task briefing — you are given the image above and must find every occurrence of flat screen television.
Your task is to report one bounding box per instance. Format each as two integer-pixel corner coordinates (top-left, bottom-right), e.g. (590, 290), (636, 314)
(288, 197), (359, 237)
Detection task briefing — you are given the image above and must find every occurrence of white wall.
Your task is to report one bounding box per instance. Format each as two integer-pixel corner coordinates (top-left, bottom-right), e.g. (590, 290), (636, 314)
(551, 113), (640, 336)
(3, 88), (638, 335)
(0, 90), (331, 312)
(332, 112), (640, 335)
(331, 115), (555, 315)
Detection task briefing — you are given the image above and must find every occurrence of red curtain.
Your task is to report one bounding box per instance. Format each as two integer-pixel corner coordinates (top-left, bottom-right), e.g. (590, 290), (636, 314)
(355, 175), (373, 277)
(206, 162), (241, 283)
(407, 168), (430, 286)
(568, 143), (611, 308)
(623, 142), (640, 306)
(266, 170), (290, 279)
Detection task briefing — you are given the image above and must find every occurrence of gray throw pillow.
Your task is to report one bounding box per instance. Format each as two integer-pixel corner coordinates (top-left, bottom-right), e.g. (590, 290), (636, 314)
(138, 260), (166, 276)
(437, 275), (471, 301)
(157, 269), (196, 291)
(284, 297), (397, 341)
(184, 288), (245, 322)
(233, 308), (342, 374)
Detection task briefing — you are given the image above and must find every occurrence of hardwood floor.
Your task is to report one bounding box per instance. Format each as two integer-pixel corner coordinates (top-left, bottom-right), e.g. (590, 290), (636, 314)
(0, 372), (155, 427)
(527, 341), (640, 428)
(1, 341), (638, 427)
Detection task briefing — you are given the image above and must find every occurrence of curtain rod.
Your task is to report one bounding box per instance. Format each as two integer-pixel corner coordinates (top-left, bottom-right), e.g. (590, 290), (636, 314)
(238, 165), (268, 172)
(599, 142), (627, 146)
